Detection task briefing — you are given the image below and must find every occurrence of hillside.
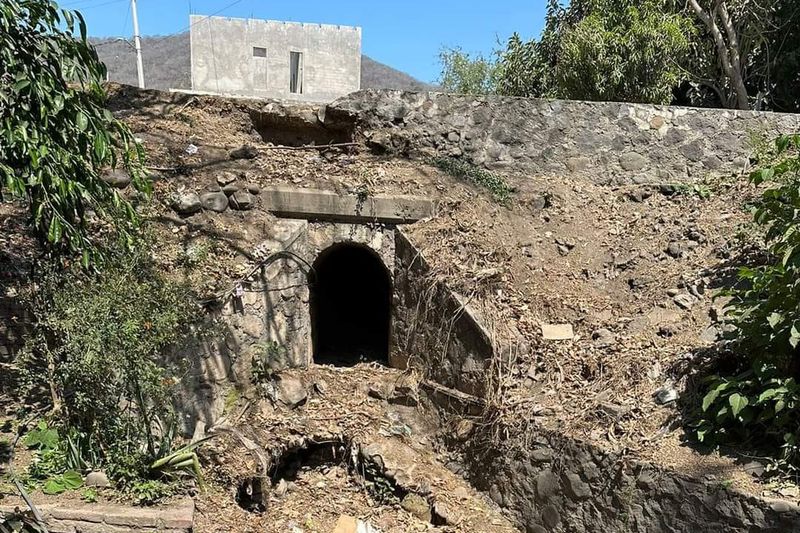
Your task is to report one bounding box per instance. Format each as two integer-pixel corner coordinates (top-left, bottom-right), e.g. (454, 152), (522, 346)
(91, 32), (435, 93)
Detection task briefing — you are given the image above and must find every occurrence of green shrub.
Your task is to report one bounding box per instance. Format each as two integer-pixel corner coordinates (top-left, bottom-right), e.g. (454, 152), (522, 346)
(694, 363), (800, 470)
(429, 157), (514, 204)
(691, 134), (800, 470)
(724, 136), (800, 368)
(19, 234), (202, 485)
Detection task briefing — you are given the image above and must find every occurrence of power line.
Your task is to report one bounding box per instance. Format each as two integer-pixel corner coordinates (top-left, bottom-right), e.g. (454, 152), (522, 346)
(175, 0), (247, 34)
(120, 0), (131, 36)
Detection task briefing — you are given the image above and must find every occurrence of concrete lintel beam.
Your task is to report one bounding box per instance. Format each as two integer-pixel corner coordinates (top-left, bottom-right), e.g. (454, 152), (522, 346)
(262, 186), (435, 224)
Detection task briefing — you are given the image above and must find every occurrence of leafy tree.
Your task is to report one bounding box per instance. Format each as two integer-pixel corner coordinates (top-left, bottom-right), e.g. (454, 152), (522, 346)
(495, 33), (540, 97)
(495, 0), (692, 104)
(0, 0), (148, 262)
(443, 0), (800, 111)
(556, 2), (691, 104)
(438, 47), (499, 95)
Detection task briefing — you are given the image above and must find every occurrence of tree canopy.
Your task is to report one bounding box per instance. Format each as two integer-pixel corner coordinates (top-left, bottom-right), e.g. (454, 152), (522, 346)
(0, 0), (148, 263)
(439, 0), (800, 111)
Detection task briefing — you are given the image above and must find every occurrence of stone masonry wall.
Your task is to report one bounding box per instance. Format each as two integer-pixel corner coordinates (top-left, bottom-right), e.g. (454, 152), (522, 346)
(456, 423), (800, 533)
(175, 218), (395, 431)
(326, 89), (800, 184)
(392, 230), (494, 397)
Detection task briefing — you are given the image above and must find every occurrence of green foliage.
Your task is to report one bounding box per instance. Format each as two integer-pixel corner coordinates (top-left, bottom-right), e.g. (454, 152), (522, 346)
(23, 421), (58, 451)
(693, 364), (800, 469)
(20, 234), (203, 488)
(41, 470), (83, 495)
(691, 134), (800, 472)
(127, 479), (175, 506)
(251, 341), (289, 385)
(439, 0), (800, 111)
(495, 33), (541, 98)
(492, 0), (693, 103)
(438, 47), (500, 95)
(0, 0), (149, 260)
(725, 135), (800, 369)
(429, 157), (514, 204)
(81, 487), (98, 503)
(556, 2), (691, 104)
(149, 436), (212, 491)
(21, 421), (87, 494)
(672, 183), (712, 199)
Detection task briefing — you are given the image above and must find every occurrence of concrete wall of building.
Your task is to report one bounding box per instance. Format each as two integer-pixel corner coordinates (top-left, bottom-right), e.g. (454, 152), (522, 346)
(190, 16), (361, 102)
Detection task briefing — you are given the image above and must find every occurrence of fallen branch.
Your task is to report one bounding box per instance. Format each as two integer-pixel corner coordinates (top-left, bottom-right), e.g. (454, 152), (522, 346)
(260, 142), (358, 151)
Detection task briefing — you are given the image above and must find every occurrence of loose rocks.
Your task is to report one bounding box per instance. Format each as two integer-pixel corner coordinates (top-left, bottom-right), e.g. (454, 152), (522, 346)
(101, 168), (131, 189)
(230, 144), (259, 160)
(401, 493), (432, 522)
(171, 192), (201, 216)
(230, 190), (254, 210)
(200, 191), (229, 212)
(84, 471), (110, 488)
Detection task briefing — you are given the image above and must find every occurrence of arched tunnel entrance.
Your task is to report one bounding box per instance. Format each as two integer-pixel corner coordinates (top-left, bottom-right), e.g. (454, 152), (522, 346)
(309, 243), (391, 366)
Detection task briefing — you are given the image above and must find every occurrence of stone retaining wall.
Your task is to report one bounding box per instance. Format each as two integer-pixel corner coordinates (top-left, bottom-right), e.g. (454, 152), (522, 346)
(392, 230), (494, 397)
(455, 422), (800, 533)
(389, 226), (800, 532)
(327, 89), (800, 184)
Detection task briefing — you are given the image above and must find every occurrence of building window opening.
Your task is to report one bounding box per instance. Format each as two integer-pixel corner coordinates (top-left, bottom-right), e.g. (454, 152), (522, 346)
(253, 47), (267, 57)
(309, 243), (391, 366)
(289, 51), (304, 94)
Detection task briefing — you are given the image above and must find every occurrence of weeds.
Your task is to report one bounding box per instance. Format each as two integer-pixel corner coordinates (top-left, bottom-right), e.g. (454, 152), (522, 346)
(672, 182), (712, 199)
(429, 156), (514, 203)
(251, 341), (289, 386)
(690, 134), (800, 474)
(17, 233), (210, 502)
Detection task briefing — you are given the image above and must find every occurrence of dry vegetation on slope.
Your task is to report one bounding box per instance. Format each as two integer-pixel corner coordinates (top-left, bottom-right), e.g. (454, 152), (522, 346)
(104, 85), (773, 492)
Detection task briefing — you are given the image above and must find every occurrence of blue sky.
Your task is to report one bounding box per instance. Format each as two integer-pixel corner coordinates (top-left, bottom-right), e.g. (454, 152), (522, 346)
(66, 0), (547, 84)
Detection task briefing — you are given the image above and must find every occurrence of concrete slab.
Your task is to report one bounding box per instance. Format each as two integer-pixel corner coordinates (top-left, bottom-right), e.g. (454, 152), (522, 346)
(1, 498), (194, 532)
(261, 186), (435, 224)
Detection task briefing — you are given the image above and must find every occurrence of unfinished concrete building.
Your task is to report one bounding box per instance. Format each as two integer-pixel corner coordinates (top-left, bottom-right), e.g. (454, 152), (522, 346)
(189, 15), (361, 102)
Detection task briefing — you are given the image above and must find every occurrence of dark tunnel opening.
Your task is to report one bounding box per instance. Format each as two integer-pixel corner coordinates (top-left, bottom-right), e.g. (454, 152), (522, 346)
(309, 243), (391, 366)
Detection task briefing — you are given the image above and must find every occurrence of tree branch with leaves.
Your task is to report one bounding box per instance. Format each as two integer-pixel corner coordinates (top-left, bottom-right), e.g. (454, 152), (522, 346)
(688, 0), (751, 109)
(0, 0), (150, 265)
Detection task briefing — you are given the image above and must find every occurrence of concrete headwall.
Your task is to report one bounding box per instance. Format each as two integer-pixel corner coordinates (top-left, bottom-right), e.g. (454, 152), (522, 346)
(176, 217), (395, 429)
(190, 16), (361, 102)
(326, 90), (800, 183)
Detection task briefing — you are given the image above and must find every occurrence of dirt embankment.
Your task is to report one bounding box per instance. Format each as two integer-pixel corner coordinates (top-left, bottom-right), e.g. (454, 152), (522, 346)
(1, 85), (785, 527)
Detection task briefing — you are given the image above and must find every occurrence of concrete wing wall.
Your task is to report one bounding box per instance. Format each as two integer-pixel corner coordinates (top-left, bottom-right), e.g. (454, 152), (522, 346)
(190, 15), (361, 102)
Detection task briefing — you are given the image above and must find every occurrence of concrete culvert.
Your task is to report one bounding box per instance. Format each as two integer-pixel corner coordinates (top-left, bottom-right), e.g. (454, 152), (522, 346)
(309, 243), (391, 366)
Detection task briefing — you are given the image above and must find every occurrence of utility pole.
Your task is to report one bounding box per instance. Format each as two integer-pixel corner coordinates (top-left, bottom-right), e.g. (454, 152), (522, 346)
(130, 0), (145, 88)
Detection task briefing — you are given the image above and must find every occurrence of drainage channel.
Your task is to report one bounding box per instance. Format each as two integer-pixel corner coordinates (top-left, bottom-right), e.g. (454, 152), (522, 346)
(235, 436), (446, 526)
